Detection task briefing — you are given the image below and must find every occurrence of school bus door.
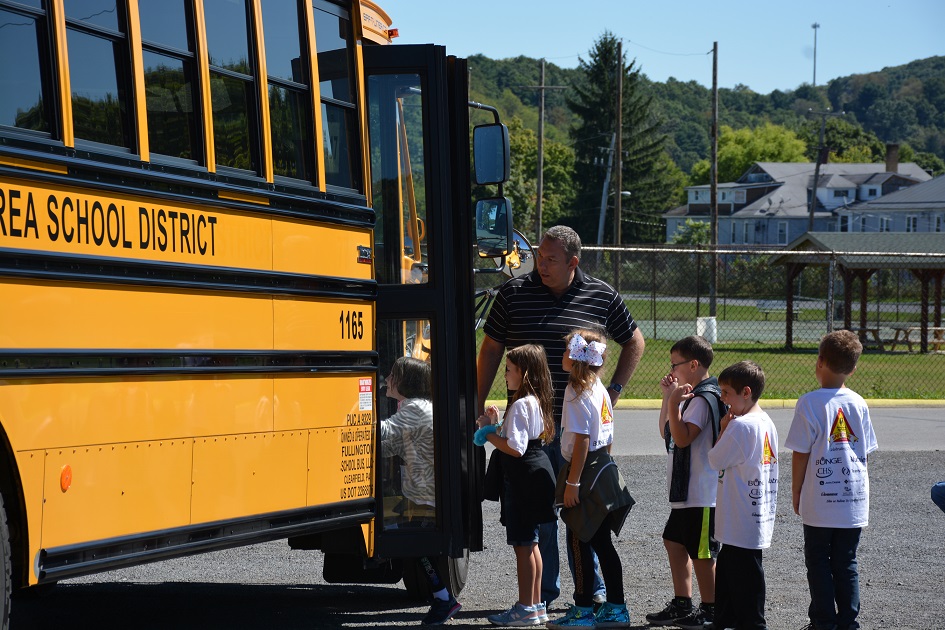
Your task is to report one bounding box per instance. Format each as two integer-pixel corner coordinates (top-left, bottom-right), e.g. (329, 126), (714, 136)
(364, 44), (482, 594)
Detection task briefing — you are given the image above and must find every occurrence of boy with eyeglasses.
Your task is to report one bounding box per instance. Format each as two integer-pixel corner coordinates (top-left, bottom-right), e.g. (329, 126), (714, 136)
(647, 336), (726, 629)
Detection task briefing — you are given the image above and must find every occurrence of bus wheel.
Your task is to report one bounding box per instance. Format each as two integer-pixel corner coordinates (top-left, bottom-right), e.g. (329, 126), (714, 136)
(402, 550), (469, 601)
(0, 493), (11, 630)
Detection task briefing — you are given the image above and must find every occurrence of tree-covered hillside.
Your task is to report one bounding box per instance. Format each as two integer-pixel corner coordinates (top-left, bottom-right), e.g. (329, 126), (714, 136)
(469, 54), (945, 175)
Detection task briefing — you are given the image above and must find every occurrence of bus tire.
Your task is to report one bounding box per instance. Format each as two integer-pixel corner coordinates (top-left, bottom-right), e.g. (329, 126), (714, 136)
(0, 493), (11, 630)
(402, 550), (469, 601)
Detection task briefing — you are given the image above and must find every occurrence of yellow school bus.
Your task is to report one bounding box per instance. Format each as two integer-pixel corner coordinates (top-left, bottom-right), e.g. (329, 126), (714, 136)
(0, 0), (512, 623)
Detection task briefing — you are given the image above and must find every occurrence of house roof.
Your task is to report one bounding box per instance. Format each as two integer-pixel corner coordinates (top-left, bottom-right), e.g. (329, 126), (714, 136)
(667, 162), (933, 219)
(769, 232), (945, 269)
(851, 174), (945, 213)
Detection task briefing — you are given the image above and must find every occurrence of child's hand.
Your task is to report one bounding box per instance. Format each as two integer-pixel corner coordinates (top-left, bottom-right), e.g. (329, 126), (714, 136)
(476, 406), (499, 429)
(659, 374), (678, 398)
(563, 482), (580, 508)
(668, 382), (693, 405)
(719, 409), (734, 435)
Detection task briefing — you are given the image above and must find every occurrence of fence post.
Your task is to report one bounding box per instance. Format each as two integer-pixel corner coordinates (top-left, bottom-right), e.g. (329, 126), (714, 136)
(827, 255), (836, 333)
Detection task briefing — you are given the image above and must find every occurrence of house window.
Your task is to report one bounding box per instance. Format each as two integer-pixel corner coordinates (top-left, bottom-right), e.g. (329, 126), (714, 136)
(881, 217), (892, 232)
(840, 215), (849, 232)
(743, 221), (751, 244)
(777, 221), (788, 245)
(868, 188), (878, 197)
(906, 215), (918, 233)
(833, 190), (847, 198)
(730, 220), (737, 244)
(936, 215), (943, 233)
(734, 190), (746, 204)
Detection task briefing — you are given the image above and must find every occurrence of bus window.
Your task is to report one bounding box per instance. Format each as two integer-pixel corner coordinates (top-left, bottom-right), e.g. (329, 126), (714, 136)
(261, 0), (314, 182)
(139, 0), (201, 163)
(368, 73), (428, 285)
(313, 0), (360, 191)
(204, 0), (258, 173)
(378, 318), (435, 531)
(0, 2), (51, 134)
(65, 0), (134, 149)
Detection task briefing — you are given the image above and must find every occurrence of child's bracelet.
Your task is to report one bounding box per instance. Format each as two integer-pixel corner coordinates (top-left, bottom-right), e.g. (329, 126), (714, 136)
(565, 481), (581, 487)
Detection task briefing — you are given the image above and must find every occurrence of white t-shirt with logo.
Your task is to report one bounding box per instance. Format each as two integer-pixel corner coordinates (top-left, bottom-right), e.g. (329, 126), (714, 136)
(502, 394), (545, 455)
(785, 387), (878, 528)
(560, 378), (614, 461)
(708, 411), (779, 549)
(666, 396), (718, 508)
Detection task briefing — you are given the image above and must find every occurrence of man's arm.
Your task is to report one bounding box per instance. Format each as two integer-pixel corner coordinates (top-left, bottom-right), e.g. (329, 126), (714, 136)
(608, 327), (645, 405)
(792, 451), (811, 515)
(477, 335), (506, 415)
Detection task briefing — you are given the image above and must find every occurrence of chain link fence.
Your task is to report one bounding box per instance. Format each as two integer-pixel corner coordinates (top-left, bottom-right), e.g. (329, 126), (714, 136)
(476, 245), (945, 401)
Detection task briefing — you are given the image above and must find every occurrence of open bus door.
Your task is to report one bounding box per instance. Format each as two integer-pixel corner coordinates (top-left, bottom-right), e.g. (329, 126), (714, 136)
(362, 44), (496, 597)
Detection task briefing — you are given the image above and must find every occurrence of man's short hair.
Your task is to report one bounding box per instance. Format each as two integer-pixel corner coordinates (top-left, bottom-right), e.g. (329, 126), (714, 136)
(718, 360), (766, 401)
(671, 335), (714, 368)
(819, 330), (862, 375)
(542, 225), (581, 260)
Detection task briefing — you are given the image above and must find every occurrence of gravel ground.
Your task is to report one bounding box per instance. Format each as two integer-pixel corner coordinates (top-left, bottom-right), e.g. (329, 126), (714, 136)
(11, 450), (944, 630)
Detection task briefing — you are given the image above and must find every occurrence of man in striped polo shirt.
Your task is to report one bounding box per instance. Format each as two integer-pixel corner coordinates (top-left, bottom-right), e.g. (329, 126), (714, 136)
(477, 225), (645, 608)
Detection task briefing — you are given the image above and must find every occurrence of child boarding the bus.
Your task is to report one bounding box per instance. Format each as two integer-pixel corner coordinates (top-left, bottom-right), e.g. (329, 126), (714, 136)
(475, 344), (558, 626)
(547, 328), (635, 629)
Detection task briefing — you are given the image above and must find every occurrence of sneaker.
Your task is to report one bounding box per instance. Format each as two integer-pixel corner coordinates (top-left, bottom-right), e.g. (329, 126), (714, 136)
(487, 602), (542, 626)
(545, 604), (596, 628)
(677, 603), (714, 630)
(645, 599), (693, 626)
(535, 603), (549, 624)
(422, 596), (461, 625)
(594, 601), (631, 628)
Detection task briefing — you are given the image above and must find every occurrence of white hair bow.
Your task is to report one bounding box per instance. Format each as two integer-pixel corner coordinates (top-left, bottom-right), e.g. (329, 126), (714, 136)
(568, 334), (606, 367)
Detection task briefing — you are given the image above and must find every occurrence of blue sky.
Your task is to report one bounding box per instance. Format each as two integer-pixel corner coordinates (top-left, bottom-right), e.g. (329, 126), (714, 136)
(379, 0), (944, 94)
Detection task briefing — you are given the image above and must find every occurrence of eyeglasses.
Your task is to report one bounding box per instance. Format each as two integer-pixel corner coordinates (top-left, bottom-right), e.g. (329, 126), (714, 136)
(670, 360), (692, 371)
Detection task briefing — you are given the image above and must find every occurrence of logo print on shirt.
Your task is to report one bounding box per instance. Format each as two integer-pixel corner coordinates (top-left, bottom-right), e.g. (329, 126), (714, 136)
(761, 432), (777, 465)
(600, 398), (613, 425)
(829, 408), (859, 444)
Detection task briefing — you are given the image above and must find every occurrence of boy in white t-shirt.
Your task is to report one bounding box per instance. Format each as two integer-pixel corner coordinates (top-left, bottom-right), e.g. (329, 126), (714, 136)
(786, 330), (878, 630)
(708, 360), (778, 630)
(647, 336), (723, 630)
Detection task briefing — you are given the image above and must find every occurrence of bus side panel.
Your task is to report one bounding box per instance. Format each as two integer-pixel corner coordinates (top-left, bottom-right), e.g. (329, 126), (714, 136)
(273, 299), (375, 352)
(1, 377), (276, 450)
(191, 431), (309, 523)
(273, 375), (374, 432)
(12, 450), (44, 585)
(0, 281), (274, 350)
(271, 221), (373, 280)
(275, 375), (374, 506)
(41, 440), (193, 548)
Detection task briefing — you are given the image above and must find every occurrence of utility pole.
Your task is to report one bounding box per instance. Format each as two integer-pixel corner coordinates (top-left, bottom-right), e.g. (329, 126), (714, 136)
(613, 41), (623, 293)
(519, 59), (567, 243)
(709, 41), (718, 317)
(811, 23), (820, 87)
(807, 108), (843, 232)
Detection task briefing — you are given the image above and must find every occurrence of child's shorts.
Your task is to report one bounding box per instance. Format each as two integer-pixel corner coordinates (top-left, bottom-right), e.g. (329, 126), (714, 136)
(662, 506), (720, 560)
(506, 522), (540, 547)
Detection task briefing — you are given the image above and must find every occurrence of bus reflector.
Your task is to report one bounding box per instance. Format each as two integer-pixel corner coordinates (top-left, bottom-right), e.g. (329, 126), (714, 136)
(60, 465), (73, 492)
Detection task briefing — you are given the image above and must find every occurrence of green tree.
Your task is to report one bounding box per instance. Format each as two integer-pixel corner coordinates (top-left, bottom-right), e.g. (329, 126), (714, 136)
(496, 117), (575, 238)
(671, 218), (710, 245)
(566, 32), (679, 244)
(690, 123), (808, 184)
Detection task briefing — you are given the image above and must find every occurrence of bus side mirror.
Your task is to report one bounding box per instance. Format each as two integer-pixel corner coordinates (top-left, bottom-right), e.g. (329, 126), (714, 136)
(475, 197), (513, 257)
(473, 123), (510, 185)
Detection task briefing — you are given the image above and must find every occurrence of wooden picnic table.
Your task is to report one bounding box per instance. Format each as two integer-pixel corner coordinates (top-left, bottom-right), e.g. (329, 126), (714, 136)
(889, 326), (945, 352)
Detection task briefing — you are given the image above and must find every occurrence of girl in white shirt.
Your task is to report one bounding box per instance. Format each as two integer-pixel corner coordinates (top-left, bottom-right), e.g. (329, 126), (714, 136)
(551, 328), (635, 629)
(476, 344), (556, 626)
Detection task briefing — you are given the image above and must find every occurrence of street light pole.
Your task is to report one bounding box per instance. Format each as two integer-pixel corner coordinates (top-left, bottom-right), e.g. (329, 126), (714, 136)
(811, 23), (820, 87)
